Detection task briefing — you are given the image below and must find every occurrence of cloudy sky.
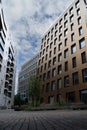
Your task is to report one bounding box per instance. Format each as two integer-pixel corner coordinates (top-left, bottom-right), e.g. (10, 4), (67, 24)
(2, 0), (74, 92)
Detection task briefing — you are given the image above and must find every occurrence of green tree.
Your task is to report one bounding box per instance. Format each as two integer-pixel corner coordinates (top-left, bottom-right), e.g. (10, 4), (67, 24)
(29, 75), (42, 107)
(14, 93), (21, 106)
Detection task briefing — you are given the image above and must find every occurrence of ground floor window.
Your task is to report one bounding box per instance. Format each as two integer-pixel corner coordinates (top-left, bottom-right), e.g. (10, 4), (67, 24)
(66, 92), (75, 103)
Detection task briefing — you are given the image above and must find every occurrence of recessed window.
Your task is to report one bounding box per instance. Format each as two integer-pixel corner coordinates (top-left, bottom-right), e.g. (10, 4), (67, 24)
(64, 13), (68, 20)
(72, 72), (79, 85)
(58, 65), (62, 74)
(71, 44), (76, 54)
(59, 26), (62, 33)
(55, 23), (58, 29)
(42, 56), (44, 63)
(64, 29), (68, 36)
(82, 68), (87, 82)
(78, 17), (81, 25)
(45, 35), (47, 40)
(45, 54), (48, 60)
(51, 81), (56, 91)
(52, 68), (56, 77)
(44, 63), (47, 70)
(71, 23), (74, 31)
(41, 66), (43, 72)
(65, 38), (68, 46)
(72, 57), (77, 68)
(46, 83), (50, 92)
(69, 7), (73, 14)
(47, 71), (50, 79)
(57, 78), (62, 89)
(49, 51), (52, 58)
(79, 27), (83, 36)
(59, 34), (62, 41)
(58, 43), (62, 51)
(53, 57), (56, 65)
(58, 53), (62, 62)
(65, 61), (68, 71)
(59, 18), (62, 25)
(64, 49), (69, 58)
(54, 38), (57, 45)
(70, 15), (74, 22)
(81, 52), (86, 64)
(51, 35), (53, 40)
(77, 8), (80, 16)
(75, 0), (80, 8)
(71, 33), (75, 41)
(51, 27), (54, 33)
(64, 20), (68, 28)
(50, 42), (53, 48)
(48, 32), (50, 37)
(46, 46), (49, 52)
(55, 30), (58, 36)
(54, 47), (56, 54)
(79, 38), (85, 49)
(48, 60), (51, 68)
(47, 38), (49, 44)
(64, 76), (69, 87)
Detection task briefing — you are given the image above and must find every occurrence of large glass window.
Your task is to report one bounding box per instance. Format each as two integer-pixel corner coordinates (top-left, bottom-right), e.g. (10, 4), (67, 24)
(58, 53), (62, 62)
(52, 68), (56, 77)
(82, 68), (87, 82)
(57, 78), (62, 89)
(51, 81), (56, 91)
(79, 38), (85, 49)
(72, 72), (79, 85)
(71, 33), (75, 41)
(58, 65), (62, 74)
(78, 17), (81, 25)
(58, 43), (62, 51)
(64, 49), (69, 58)
(71, 44), (76, 54)
(72, 57), (77, 68)
(81, 52), (86, 64)
(79, 27), (83, 36)
(64, 76), (69, 87)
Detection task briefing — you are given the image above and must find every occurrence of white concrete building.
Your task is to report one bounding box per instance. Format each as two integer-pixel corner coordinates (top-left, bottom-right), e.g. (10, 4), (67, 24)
(0, 1), (16, 108)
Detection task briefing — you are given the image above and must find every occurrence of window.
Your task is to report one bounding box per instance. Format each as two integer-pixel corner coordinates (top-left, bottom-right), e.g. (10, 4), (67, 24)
(70, 15), (74, 22)
(59, 26), (62, 33)
(51, 81), (56, 91)
(52, 68), (56, 77)
(55, 30), (58, 36)
(65, 61), (68, 71)
(47, 38), (49, 44)
(55, 23), (58, 29)
(46, 83), (50, 92)
(45, 54), (48, 60)
(71, 33), (75, 41)
(64, 29), (68, 36)
(66, 92), (75, 103)
(53, 57), (56, 65)
(72, 72), (79, 85)
(44, 63), (47, 70)
(41, 45), (43, 50)
(72, 57), (76, 68)
(54, 38), (57, 45)
(43, 73), (46, 81)
(40, 52), (42, 57)
(51, 35), (53, 40)
(69, 7), (73, 14)
(64, 49), (69, 58)
(57, 78), (62, 89)
(64, 21), (68, 28)
(59, 34), (62, 41)
(44, 42), (46, 47)
(64, 13), (68, 20)
(48, 60), (51, 68)
(43, 49), (45, 54)
(65, 38), (68, 46)
(58, 43), (62, 51)
(48, 32), (50, 37)
(64, 76), (69, 87)
(42, 56), (44, 63)
(75, 0), (80, 8)
(58, 65), (62, 74)
(41, 66), (43, 72)
(54, 47), (56, 54)
(58, 53), (62, 62)
(59, 18), (62, 25)
(77, 8), (80, 15)
(51, 27), (54, 33)
(78, 17), (81, 25)
(81, 52), (86, 64)
(49, 51), (52, 58)
(50, 42), (53, 48)
(71, 44), (76, 54)
(47, 71), (50, 79)
(46, 46), (49, 52)
(39, 59), (41, 65)
(79, 38), (85, 49)
(82, 68), (87, 82)
(79, 27), (83, 36)
(71, 23), (74, 31)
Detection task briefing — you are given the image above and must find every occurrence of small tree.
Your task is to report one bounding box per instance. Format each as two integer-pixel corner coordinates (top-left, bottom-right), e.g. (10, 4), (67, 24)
(29, 75), (42, 107)
(14, 93), (21, 106)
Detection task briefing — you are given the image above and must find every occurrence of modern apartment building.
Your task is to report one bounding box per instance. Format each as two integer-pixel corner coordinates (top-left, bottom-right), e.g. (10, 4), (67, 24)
(38, 0), (87, 104)
(18, 54), (39, 102)
(0, 1), (16, 108)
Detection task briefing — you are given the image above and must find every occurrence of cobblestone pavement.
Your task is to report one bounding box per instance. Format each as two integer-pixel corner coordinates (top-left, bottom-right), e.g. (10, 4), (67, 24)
(0, 109), (87, 130)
